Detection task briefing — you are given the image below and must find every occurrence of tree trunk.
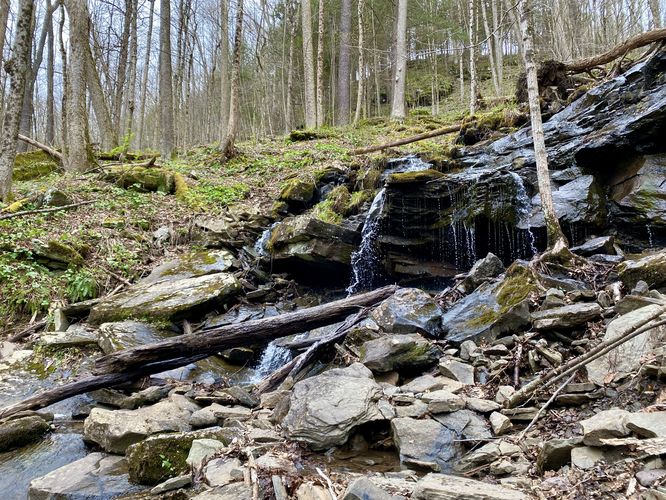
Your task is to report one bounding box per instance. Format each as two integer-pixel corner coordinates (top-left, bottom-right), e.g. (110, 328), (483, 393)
(159, 0), (175, 159)
(301, 0), (317, 128)
(0, 0), (10, 110)
(649, 0), (661, 28)
(220, 0), (244, 158)
(45, 6), (55, 145)
(0, 0), (34, 201)
(83, 39), (118, 150)
(353, 0), (366, 124)
(468, 0), (478, 114)
(285, 2), (298, 131)
(518, 0), (567, 250)
(315, 0), (325, 127)
(336, 0), (352, 125)
(481, 0), (500, 95)
(123, 0), (139, 145)
(219, 0), (230, 142)
(114, 0), (134, 135)
(390, 0), (408, 120)
(137, 0), (155, 149)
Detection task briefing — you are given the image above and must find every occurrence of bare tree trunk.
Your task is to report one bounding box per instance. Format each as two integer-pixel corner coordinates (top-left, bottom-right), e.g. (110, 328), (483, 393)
(481, 0), (500, 95)
(0, 0), (10, 110)
(285, 3), (298, 131)
(336, 0), (352, 125)
(159, 0), (175, 159)
(137, 0), (155, 149)
(354, 0), (365, 124)
(301, 0), (316, 128)
(220, 0), (243, 157)
(649, 0), (661, 28)
(219, 0), (230, 142)
(0, 0), (34, 201)
(123, 0), (138, 145)
(45, 6), (55, 145)
(390, 0), (408, 120)
(468, 0), (478, 114)
(114, 0), (134, 134)
(57, 6), (68, 152)
(519, 0), (567, 251)
(491, 0), (503, 85)
(315, 0), (325, 127)
(371, 8), (381, 115)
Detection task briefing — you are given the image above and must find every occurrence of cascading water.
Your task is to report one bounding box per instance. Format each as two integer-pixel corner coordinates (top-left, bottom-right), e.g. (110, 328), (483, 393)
(254, 222), (279, 258)
(509, 172), (538, 257)
(248, 340), (292, 383)
(347, 156), (431, 294)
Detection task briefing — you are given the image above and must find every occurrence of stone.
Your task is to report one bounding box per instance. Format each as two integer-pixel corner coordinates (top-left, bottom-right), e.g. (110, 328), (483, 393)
(586, 305), (666, 384)
(541, 288), (566, 309)
(88, 272), (241, 324)
(421, 390), (465, 413)
(462, 253), (505, 292)
(52, 309), (69, 332)
(0, 415), (51, 452)
(395, 400), (429, 419)
(255, 452), (298, 475)
(618, 250), (666, 290)
(279, 178), (315, 207)
(531, 303), (602, 330)
(204, 457), (244, 487)
(371, 288), (444, 337)
(571, 446), (607, 469)
(495, 385), (515, 404)
(191, 482), (253, 500)
(400, 374), (445, 393)
(570, 236), (616, 257)
(636, 469), (666, 488)
(40, 324), (98, 347)
(342, 477), (402, 500)
(391, 417), (459, 471)
(143, 249), (237, 284)
(150, 475), (192, 495)
(221, 347), (254, 364)
(580, 409), (630, 446)
(295, 482), (330, 500)
(433, 410), (492, 440)
(88, 385), (169, 410)
(283, 363), (383, 449)
(360, 334), (439, 373)
(466, 398), (501, 413)
(187, 439), (227, 470)
(459, 340), (479, 361)
(97, 320), (170, 354)
(490, 412), (513, 436)
(83, 394), (199, 453)
(126, 427), (234, 485)
(537, 437), (583, 472)
(438, 358), (474, 384)
(28, 453), (141, 499)
(104, 164), (175, 192)
(626, 412), (666, 438)
(412, 473), (527, 499)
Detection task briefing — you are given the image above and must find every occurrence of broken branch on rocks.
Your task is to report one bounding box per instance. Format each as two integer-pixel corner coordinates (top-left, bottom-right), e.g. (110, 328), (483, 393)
(0, 200), (97, 221)
(350, 124), (460, 155)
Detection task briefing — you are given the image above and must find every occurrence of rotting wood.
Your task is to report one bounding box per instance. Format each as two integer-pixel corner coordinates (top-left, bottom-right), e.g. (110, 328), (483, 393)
(17, 134), (63, 162)
(8, 318), (48, 342)
(351, 124), (460, 155)
(0, 199), (97, 221)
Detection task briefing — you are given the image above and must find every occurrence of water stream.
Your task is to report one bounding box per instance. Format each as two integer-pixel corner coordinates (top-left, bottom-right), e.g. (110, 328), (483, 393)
(509, 172), (538, 257)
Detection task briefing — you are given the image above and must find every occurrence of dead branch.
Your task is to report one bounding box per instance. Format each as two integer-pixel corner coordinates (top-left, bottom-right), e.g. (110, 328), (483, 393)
(17, 134), (63, 163)
(8, 319), (48, 342)
(0, 200), (97, 221)
(518, 370), (577, 439)
(351, 124), (460, 155)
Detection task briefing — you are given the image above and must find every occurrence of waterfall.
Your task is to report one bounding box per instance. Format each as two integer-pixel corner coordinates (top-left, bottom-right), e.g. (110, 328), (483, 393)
(248, 340), (292, 383)
(509, 172), (538, 257)
(254, 222), (279, 258)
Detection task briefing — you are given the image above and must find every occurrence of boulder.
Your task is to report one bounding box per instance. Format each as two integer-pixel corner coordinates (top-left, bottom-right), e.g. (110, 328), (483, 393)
(462, 253), (505, 292)
(618, 250), (666, 290)
(490, 412), (513, 436)
(433, 410), (492, 441)
(537, 437), (583, 472)
(438, 358), (474, 384)
(283, 363), (383, 449)
(570, 236), (616, 257)
(126, 427), (234, 485)
(28, 453), (141, 500)
(89, 272), (241, 324)
(150, 475), (192, 495)
(204, 458), (245, 487)
(187, 439), (227, 470)
(143, 249), (237, 284)
(466, 398), (501, 413)
(89, 386), (169, 410)
(391, 417), (459, 471)
(342, 477), (402, 500)
(400, 374), (458, 394)
(371, 288), (444, 337)
(40, 325), (98, 348)
(279, 178), (316, 209)
(579, 409), (630, 446)
(626, 412), (666, 438)
(97, 320), (171, 354)
(83, 394), (200, 453)
(360, 334), (439, 373)
(412, 473), (527, 499)
(531, 303), (602, 330)
(104, 165), (175, 193)
(571, 446), (607, 469)
(586, 305), (666, 385)
(0, 416), (51, 452)
(421, 390), (465, 413)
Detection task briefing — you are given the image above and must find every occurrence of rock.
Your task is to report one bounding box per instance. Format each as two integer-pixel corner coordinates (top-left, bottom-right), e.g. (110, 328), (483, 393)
(88, 272), (241, 324)
(541, 288), (566, 309)
(586, 305), (666, 385)
(40, 324), (98, 347)
(83, 394), (199, 453)
(104, 165), (175, 192)
(97, 320), (170, 353)
(626, 412), (666, 438)
(187, 439), (227, 470)
(42, 188), (71, 207)
(294, 482), (330, 500)
(438, 358), (474, 384)
(283, 363), (383, 449)
(412, 472), (527, 499)
(143, 249), (237, 284)
(279, 178), (315, 208)
(360, 334), (439, 373)
(391, 417), (459, 471)
(495, 385), (515, 404)
(400, 374), (446, 393)
(490, 412), (513, 435)
(28, 453), (141, 499)
(52, 309), (69, 332)
(191, 482), (253, 500)
(395, 400), (429, 418)
(636, 469), (666, 488)
(190, 403), (252, 427)
(531, 303), (602, 330)
(570, 236), (616, 257)
(459, 340), (479, 361)
(221, 347), (254, 364)
(0, 415), (51, 452)
(371, 288), (444, 337)
(150, 475), (192, 495)
(88, 385), (169, 410)
(433, 409), (492, 441)
(618, 250), (666, 290)
(421, 390), (465, 413)
(441, 263), (535, 344)
(462, 253), (505, 292)
(467, 398), (501, 413)
(255, 451), (298, 475)
(537, 437), (583, 472)
(530, 175), (605, 229)
(571, 446), (607, 469)
(204, 457), (244, 487)
(579, 409), (630, 446)
(126, 427), (234, 485)
(342, 477), (402, 500)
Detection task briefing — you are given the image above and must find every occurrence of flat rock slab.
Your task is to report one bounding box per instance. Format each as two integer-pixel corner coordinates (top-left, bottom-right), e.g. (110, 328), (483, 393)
(40, 325), (98, 348)
(626, 411), (666, 438)
(28, 453), (143, 500)
(361, 334), (439, 373)
(531, 303), (602, 330)
(391, 417), (459, 471)
(143, 249), (237, 284)
(97, 320), (173, 354)
(412, 472), (527, 499)
(88, 272), (241, 324)
(579, 409), (630, 446)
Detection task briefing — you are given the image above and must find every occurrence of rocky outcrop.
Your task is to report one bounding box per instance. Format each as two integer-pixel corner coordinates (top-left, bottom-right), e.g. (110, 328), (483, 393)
(618, 250), (666, 290)
(97, 321), (171, 354)
(530, 303), (602, 330)
(371, 288), (444, 337)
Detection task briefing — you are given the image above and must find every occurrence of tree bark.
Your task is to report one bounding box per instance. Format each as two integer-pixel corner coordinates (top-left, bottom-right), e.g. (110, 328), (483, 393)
(159, 0), (175, 159)
(123, 0), (139, 144)
(218, 0), (230, 142)
(390, 0), (408, 120)
(315, 0), (325, 127)
(519, 0), (567, 250)
(114, 0), (134, 135)
(220, 0), (244, 158)
(336, 0), (352, 125)
(285, 2), (298, 131)
(468, 0), (478, 114)
(45, 6), (56, 145)
(351, 124), (460, 155)
(137, 0), (155, 149)
(0, 0), (10, 111)
(0, 0), (34, 201)
(354, 0), (366, 124)
(301, 0), (317, 128)
(17, 134), (62, 162)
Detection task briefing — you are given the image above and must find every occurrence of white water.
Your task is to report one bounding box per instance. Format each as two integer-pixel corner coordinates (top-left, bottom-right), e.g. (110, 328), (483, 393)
(248, 340), (292, 383)
(254, 222), (279, 258)
(509, 172), (538, 256)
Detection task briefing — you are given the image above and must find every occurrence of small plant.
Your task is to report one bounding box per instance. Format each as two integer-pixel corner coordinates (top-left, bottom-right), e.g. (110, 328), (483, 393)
(64, 268), (98, 303)
(159, 454), (175, 472)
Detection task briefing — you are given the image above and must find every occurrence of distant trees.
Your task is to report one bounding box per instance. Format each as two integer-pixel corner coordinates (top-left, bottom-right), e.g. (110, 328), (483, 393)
(220, 0), (244, 157)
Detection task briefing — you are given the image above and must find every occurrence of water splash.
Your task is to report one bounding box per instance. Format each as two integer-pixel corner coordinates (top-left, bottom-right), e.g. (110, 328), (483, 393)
(647, 225), (654, 248)
(509, 172), (538, 257)
(248, 340), (292, 383)
(254, 222), (279, 258)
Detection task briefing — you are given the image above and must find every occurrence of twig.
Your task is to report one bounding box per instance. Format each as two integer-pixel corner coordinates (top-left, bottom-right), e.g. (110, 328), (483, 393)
(513, 342), (523, 388)
(315, 467), (338, 500)
(246, 449), (259, 500)
(8, 318), (48, 342)
(519, 371), (577, 439)
(97, 264), (133, 287)
(0, 200), (97, 221)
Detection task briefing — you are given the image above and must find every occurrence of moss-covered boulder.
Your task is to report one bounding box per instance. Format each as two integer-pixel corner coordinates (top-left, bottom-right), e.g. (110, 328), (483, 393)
(104, 165), (175, 193)
(126, 427), (236, 485)
(88, 272), (241, 324)
(32, 240), (84, 269)
(142, 249), (237, 284)
(13, 151), (59, 181)
(0, 415), (51, 452)
(278, 178), (315, 211)
(618, 250), (666, 290)
(359, 333), (439, 373)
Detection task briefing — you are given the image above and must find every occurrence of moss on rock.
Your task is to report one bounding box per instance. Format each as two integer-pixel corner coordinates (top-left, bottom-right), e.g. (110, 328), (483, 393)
(104, 165), (175, 193)
(13, 151), (59, 181)
(279, 178), (315, 205)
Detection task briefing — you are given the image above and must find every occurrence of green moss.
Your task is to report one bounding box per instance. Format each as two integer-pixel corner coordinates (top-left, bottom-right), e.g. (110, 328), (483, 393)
(358, 169), (382, 190)
(312, 199), (344, 224)
(348, 190), (374, 215)
(173, 172), (189, 200)
(13, 151), (59, 181)
(279, 178), (315, 204)
(42, 240), (84, 267)
(104, 165), (175, 193)
(387, 169), (444, 184)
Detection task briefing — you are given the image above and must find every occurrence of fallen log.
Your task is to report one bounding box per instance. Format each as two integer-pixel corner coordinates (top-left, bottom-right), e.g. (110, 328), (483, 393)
(17, 134), (63, 163)
(564, 28), (666, 73)
(0, 199), (97, 221)
(8, 319), (48, 342)
(94, 285), (397, 375)
(351, 124), (460, 155)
